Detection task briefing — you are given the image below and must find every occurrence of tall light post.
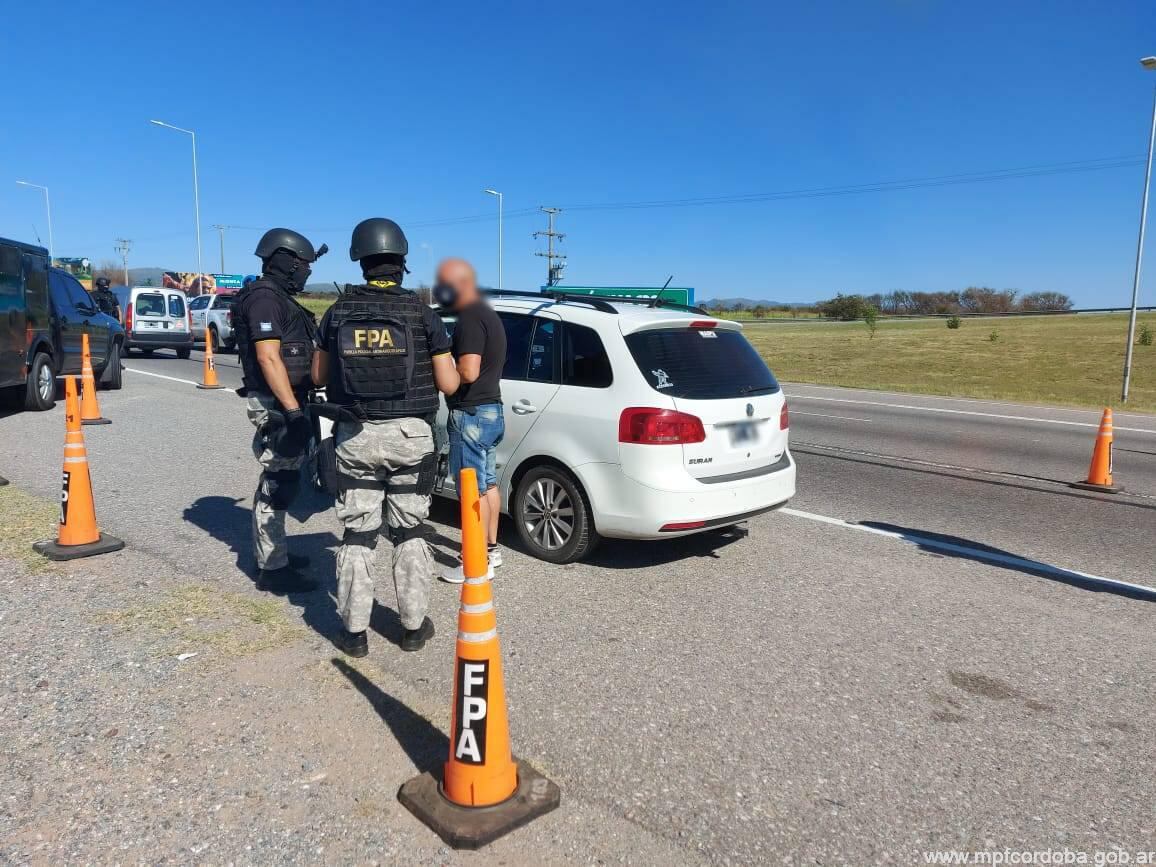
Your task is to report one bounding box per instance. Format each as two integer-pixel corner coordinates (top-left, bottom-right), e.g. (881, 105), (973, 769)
(1122, 56), (1156, 403)
(150, 119), (204, 283)
(484, 188), (503, 291)
(16, 181), (53, 258)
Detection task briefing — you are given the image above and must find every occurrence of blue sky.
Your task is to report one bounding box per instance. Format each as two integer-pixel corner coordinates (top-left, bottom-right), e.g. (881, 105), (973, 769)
(3, 0), (1155, 304)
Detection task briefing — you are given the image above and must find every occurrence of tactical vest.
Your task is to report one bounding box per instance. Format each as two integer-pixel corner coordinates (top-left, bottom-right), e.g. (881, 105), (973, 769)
(234, 278), (317, 398)
(324, 284), (438, 421)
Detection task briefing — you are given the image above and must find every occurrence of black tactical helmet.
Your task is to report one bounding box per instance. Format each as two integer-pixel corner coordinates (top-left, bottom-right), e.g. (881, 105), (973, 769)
(254, 227), (320, 262)
(94, 276), (111, 289)
(349, 218), (408, 262)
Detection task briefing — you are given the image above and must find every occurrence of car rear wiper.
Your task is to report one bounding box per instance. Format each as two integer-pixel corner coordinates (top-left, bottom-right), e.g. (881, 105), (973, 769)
(738, 384), (780, 395)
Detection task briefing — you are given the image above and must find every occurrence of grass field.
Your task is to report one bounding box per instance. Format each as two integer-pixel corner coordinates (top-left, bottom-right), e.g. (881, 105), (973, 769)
(299, 296), (334, 318)
(743, 313), (1156, 413)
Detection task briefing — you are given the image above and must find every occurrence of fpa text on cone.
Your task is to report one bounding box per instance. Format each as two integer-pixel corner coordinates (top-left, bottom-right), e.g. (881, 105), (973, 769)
(79, 333), (111, 425)
(398, 467), (559, 849)
(1071, 407), (1122, 493)
(33, 377), (124, 561)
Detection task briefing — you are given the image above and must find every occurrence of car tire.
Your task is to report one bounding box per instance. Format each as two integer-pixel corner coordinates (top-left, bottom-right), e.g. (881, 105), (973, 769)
(99, 341), (123, 390)
(512, 465), (599, 564)
(24, 352), (56, 411)
(208, 326), (220, 354)
(176, 347), (191, 359)
(140, 348), (155, 356)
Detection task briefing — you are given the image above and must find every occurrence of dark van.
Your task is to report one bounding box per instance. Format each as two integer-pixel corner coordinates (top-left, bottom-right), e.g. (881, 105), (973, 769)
(0, 237), (125, 411)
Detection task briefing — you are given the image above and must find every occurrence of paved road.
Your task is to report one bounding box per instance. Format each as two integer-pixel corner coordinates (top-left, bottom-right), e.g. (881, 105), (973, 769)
(1, 350), (1153, 863)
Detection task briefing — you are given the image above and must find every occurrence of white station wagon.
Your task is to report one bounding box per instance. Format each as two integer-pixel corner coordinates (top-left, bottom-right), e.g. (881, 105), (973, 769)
(432, 292), (796, 563)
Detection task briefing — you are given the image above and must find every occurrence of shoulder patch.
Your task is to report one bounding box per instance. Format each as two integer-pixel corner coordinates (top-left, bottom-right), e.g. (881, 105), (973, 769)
(260, 322), (273, 332)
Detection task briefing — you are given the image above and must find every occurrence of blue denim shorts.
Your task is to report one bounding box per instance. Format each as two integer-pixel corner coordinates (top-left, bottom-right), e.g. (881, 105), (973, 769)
(448, 403), (505, 492)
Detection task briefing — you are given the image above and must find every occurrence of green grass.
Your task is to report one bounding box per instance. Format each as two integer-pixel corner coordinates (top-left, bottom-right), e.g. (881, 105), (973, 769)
(743, 313), (1156, 413)
(299, 296), (335, 318)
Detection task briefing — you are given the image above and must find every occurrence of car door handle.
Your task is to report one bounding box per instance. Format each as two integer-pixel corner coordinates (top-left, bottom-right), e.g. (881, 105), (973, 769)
(511, 400), (538, 415)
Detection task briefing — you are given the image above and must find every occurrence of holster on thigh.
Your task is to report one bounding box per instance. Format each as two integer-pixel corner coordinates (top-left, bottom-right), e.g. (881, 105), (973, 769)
(386, 523), (430, 546)
(342, 528), (379, 549)
(258, 469), (300, 511)
(388, 454), (438, 496)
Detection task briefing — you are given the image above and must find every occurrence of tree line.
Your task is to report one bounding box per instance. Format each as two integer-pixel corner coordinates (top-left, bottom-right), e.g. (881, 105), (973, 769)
(816, 288), (1073, 320)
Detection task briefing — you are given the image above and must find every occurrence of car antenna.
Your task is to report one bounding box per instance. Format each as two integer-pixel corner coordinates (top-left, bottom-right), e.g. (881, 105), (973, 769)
(648, 275), (674, 308)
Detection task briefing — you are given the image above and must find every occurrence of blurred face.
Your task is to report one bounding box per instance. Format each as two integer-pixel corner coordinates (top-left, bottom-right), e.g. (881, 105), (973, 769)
(435, 258), (478, 310)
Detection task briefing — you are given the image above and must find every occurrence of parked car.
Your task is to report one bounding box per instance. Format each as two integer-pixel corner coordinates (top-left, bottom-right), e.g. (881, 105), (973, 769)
(431, 292), (796, 563)
(189, 292), (237, 353)
(0, 236), (125, 411)
(124, 286), (193, 358)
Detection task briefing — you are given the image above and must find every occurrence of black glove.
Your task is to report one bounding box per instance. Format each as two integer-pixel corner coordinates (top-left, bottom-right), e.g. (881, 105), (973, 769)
(278, 408), (313, 458)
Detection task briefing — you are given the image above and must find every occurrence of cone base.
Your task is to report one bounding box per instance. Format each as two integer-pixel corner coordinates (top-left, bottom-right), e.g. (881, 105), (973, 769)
(398, 758), (560, 850)
(0, 476), (8, 486)
(81, 417), (112, 425)
(1070, 481), (1123, 493)
(34, 533), (125, 561)
(196, 383), (225, 390)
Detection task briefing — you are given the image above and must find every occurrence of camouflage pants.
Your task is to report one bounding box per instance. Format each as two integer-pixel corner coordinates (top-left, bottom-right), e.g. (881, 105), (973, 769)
(334, 417), (436, 632)
(247, 394), (310, 571)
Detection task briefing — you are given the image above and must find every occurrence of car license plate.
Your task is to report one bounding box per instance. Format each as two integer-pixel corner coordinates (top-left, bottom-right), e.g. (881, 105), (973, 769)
(730, 422), (758, 445)
(142, 320), (159, 329)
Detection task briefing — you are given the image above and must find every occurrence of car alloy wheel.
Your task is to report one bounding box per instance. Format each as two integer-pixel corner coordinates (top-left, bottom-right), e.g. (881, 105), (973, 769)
(37, 363), (53, 403)
(522, 476), (575, 551)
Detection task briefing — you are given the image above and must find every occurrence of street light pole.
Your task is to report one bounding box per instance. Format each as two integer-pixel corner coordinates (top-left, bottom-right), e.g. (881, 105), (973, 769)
(1122, 58), (1156, 403)
(484, 189), (503, 291)
(16, 181), (53, 259)
(212, 224), (228, 273)
(150, 120), (204, 283)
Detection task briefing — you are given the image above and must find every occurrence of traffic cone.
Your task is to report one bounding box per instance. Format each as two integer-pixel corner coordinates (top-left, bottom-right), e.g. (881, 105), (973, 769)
(197, 325), (224, 390)
(33, 377), (125, 561)
(1072, 407), (1122, 493)
(79, 333), (111, 425)
(398, 467), (559, 849)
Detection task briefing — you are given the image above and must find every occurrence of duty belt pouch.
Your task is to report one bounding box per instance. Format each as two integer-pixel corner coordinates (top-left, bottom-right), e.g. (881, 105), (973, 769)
(316, 436), (339, 499)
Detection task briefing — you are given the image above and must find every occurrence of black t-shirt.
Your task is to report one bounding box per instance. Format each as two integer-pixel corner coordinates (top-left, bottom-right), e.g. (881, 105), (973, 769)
(315, 294), (452, 357)
(243, 288), (291, 344)
(449, 301), (506, 409)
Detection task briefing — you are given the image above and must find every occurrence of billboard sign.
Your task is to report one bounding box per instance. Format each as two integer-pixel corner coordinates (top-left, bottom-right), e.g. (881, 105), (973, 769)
(163, 272), (219, 296)
(54, 257), (93, 291)
(545, 285), (695, 306)
(212, 274), (245, 292)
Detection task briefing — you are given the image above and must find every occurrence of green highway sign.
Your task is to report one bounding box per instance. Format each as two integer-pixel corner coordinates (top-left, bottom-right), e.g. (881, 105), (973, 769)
(544, 285), (695, 306)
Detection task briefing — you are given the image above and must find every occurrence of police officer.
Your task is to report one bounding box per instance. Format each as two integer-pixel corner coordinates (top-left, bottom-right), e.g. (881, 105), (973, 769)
(91, 277), (121, 321)
(235, 228), (328, 594)
(311, 218), (460, 656)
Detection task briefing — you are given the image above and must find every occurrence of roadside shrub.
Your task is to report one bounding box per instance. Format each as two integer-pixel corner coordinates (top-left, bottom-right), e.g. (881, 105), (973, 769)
(863, 305), (879, 339)
(989, 330), (999, 342)
(1140, 323), (1153, 346)
(816, 293), (873, 321)
(946, 315), (962, 330)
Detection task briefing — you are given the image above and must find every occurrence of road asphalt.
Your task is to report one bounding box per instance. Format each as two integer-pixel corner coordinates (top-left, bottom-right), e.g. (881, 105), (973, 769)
(0, 349), (1152, 864)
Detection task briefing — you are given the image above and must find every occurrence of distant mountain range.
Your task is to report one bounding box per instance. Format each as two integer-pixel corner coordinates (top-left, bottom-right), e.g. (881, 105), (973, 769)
(700, 297), (816, 310)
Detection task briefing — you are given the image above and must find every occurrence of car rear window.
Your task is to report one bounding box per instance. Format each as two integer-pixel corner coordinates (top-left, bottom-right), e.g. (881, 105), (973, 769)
(168, 295), (186, 317)
(213, 294), (236, 308)
(135, 293), (166, 316)
(624, 327), (780, 399)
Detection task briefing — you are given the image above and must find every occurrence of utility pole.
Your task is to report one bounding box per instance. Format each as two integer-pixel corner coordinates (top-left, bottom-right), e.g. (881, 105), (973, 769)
(212, 224), (229, 273)
(533, 207), (566, 287)
(114, 238), (132, 285)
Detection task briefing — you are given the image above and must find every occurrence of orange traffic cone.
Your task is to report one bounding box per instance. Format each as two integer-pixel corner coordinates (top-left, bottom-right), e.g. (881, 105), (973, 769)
(79, 333), (111, 425)
(33, 377), (125, 560)
(398, 467), (559, 849)
(197, 325), (224, 390)
(1072, 408), (1121, 493)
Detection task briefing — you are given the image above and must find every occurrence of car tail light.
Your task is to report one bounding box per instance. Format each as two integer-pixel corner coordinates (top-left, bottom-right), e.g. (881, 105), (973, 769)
(688, 320), (717, 329)
(125, 304), (133, 332)
(780, 401), (789, 430)
(187, 310), (193, 332)
(619, 407), (706, 444)
(660, 520), (707, 532)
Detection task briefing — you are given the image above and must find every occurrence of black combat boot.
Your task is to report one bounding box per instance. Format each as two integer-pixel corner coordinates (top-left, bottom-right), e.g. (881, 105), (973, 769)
(336, 629), (369, 658)
(256, 566), (318, 594)
(400, 617), (435, 652)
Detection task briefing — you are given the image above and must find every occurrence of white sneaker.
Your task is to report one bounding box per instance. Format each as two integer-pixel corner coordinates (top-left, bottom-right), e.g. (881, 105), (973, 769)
(439, 558), (494, 584)
(488, 546), (503, 568)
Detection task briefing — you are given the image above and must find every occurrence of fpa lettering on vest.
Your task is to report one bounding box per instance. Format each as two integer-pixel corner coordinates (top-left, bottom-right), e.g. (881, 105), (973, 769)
(453, 658), (489, 765)
(339, 323), (408, 356)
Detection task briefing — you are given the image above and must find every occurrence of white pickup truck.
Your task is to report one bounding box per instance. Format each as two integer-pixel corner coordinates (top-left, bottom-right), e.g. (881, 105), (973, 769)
(188, 293), (238, 353)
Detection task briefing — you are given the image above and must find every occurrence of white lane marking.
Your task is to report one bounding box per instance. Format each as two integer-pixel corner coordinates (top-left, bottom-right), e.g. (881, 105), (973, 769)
(789, 394), (1156, 435)
(791, 411), (872, 423)
(123, 367), (236, 393)
(784, 383), (1156, 421)
(780, 507), (1156, 598)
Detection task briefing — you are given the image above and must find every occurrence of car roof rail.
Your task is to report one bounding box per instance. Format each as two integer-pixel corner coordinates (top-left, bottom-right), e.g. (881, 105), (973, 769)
(482, 289), (710, 316)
